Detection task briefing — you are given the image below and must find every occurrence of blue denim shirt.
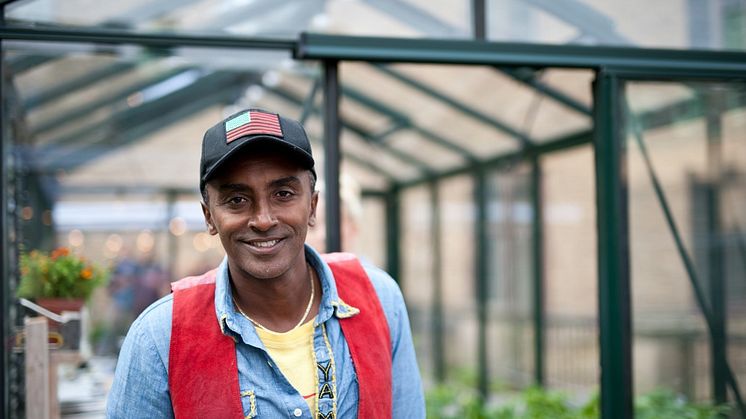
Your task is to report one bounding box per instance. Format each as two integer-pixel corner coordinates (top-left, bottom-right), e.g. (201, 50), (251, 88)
(106, 245), (425, 418)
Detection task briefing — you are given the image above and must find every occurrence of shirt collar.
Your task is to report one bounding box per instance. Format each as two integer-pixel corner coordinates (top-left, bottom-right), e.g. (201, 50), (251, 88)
(214, 244), (360, 344)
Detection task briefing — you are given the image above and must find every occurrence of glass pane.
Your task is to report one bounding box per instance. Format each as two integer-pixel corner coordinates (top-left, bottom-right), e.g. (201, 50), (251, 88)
(488, 0), (746, 51)
(7, 0), (746, 51)
(625, 81), (746, 408)
(542, 145), (598, 394)
(487, 163), (535, 390)
(5, 40), (322, 416)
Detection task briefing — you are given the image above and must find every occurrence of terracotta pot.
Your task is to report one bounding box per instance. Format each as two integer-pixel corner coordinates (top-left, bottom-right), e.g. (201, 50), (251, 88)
(35, 298), (84, 350)
(36, 297), (84, 315)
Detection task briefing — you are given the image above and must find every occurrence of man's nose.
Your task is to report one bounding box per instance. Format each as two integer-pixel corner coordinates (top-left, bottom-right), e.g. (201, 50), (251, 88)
(248, 202), (278, 231)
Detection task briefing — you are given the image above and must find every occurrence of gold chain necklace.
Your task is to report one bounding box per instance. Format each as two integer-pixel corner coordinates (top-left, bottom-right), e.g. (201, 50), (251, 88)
(232, 266), (315, 333)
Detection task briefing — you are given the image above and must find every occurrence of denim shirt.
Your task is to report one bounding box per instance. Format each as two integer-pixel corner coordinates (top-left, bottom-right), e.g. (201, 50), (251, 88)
(106, 245), (425, 418)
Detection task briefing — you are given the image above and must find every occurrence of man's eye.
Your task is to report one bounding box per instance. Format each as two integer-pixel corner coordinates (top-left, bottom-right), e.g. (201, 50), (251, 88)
(276, 190), (294, 199)
(227, 196), (246, 205)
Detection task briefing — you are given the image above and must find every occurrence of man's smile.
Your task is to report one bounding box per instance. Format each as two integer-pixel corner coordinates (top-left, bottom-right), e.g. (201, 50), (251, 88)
(241, 237), (285, 252)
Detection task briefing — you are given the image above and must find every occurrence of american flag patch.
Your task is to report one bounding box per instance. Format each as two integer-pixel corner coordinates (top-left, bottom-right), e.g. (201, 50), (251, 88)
(225, 111), (283, 143)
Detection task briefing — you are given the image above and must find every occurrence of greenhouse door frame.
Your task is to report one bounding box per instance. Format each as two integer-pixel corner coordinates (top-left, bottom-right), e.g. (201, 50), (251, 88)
(295, 33), (746, 419)
(594, 68), (746, 419)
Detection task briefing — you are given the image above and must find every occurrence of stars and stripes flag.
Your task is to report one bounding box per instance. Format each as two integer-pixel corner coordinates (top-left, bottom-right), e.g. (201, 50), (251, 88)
(225, 111), (283, 143)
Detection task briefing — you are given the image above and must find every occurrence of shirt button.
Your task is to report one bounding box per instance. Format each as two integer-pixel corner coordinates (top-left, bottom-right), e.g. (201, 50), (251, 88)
(293, 408), (302, 417)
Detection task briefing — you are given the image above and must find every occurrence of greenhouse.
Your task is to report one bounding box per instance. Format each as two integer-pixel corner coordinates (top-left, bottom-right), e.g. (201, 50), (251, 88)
(1, 1), (745, 418)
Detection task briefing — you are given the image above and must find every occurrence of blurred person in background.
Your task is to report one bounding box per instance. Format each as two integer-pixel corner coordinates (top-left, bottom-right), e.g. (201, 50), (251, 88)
(107, 109), (424, 418)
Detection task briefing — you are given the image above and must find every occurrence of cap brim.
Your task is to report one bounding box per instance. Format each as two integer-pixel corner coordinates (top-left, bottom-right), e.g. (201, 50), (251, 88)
(201, 135), (315, 188)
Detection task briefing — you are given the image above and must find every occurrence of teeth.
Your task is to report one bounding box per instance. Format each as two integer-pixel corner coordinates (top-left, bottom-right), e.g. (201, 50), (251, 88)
(251, 239), (279, 248)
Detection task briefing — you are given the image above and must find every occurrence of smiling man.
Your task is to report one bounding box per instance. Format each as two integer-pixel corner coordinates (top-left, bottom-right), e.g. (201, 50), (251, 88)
(106, 109), (425, 419)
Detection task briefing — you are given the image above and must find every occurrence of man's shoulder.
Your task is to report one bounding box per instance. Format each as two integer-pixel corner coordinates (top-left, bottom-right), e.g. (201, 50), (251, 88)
(357, 260), (406, 316)
(127, 293), (174, 343)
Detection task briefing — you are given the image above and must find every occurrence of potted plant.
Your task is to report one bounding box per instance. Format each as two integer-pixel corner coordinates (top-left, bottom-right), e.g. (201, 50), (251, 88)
(17, 247), (109, 314)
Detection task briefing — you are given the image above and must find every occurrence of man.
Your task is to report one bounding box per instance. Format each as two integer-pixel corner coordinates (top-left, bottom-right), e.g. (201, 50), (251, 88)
(106, 109), (425, 418)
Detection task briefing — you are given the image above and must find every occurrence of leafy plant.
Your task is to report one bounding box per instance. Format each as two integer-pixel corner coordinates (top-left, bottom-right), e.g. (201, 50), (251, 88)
(17, 247), (109, 300)
(426, 383), (730, 419)
(635, 389), (730, 419)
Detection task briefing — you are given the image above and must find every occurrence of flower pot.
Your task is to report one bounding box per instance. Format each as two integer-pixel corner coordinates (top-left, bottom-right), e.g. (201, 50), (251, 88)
(36, 298), (84, 315)
(35, 298), (84, 351)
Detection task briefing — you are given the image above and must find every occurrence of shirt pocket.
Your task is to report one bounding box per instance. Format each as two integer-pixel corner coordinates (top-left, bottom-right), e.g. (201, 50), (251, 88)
(240, 389), (258, 418)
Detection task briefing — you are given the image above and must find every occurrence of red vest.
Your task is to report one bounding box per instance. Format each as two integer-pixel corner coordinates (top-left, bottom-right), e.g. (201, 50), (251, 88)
(168, 253), (392, 418)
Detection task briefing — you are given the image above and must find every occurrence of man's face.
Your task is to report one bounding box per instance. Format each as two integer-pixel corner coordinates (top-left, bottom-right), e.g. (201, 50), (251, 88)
(202, 149), (318, 282)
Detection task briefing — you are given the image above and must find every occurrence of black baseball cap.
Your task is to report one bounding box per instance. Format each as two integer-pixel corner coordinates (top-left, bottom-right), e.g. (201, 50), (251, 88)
(200, 108), (316, 192)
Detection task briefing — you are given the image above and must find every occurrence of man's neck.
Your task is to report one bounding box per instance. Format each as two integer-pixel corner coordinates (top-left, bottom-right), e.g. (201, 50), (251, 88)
(229, 257), (320, 333)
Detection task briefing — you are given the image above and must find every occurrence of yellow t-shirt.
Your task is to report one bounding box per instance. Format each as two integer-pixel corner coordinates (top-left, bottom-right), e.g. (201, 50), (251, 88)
(256, 320), (317, 412)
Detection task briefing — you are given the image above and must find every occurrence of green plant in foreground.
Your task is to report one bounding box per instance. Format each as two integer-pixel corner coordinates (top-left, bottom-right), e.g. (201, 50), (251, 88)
(634, 389), (730, 419)
(426, 384), (731, 419)
(17, 247), (109, 300)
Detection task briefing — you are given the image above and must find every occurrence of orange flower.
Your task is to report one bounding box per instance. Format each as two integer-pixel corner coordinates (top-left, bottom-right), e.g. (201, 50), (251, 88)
(81, 267), (93, 280)
(51, 247), (70, 260)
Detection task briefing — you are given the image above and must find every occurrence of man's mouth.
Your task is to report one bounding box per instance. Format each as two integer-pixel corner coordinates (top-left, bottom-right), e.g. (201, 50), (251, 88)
(246, 238), (281, 249)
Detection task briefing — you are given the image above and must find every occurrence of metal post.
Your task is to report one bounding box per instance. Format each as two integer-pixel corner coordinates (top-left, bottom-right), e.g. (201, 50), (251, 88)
(593, 70), (633, 419)
(385, 184), (401, 284)
(472, 0), (486, 40)
(323, 60), (341, 253)
(475, 168), (489, 399)
(166, 190), (177, 279)
(1, 5), (9, 416)
(429, 181), (445, 382)
(530, 156), (545, 386)
(705, 92), (726, 406)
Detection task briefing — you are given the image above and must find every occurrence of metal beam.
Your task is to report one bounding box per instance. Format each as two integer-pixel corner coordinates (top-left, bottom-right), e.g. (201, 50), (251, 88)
(385, 184), (401, 283)
(338, 82), (478, 161)
(530, 156), (545, 386)
(0, 7), (9, 418)
(475, 167), (489, 400)
(38, 72), (252, 170)
(23, 61), (133, 109)
(323, 60), (342, 253)
(6, 54), (54, 73)
(0, 24), (296, 50)
(295, 33), (746, 78)
(373, 63), (534, 147)
(499, 67), (592, 116)
(359, 0), (593, 118)
(31, 66), (191, 136)
(429, 181), (446, 382)
(523, 0), (628, 44)
(266, 84), (435, 174)
(111, 0), (203, 24)
(399, 128), (590, 190)
(361, 0), (466, 38)
(593, 70), (633, 419)
(704, 92), (727, 406)
(472, 0), (486, 40)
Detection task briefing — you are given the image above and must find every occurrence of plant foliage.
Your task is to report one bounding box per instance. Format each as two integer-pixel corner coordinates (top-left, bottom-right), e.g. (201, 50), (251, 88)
(17, 247), (109, 300)
(426, 384), (729, 419)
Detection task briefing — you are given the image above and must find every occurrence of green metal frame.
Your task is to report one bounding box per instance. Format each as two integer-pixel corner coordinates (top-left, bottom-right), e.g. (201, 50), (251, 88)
(0, 25), (295, 50)
(429, 181), (446, 383)
(23, 61), (134, 109)
(2, 20), (746, 419)
(295, 33), (746, 77)
(372, 64), (535, 147)
(0, 8), (8, 418)
(625, 89), (746, 416)
(474, 167), (489, 399)
(323, 59), (342, 253)
(530, 156), (545, 385)
(593, 70), (633, 419)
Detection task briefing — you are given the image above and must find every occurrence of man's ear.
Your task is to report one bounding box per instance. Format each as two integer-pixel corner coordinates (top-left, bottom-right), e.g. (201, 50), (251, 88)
(201, 201), (218, 235)
(308, 190), (319, 227)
